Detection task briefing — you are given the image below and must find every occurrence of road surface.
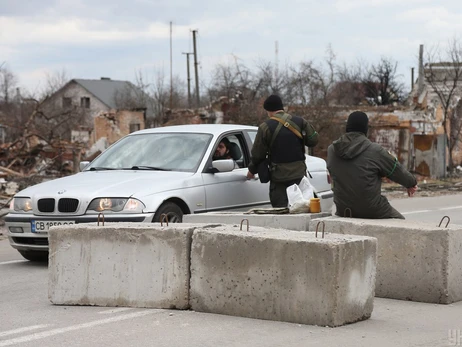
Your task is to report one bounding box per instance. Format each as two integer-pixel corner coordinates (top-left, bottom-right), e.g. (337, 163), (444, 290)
(1, 194), (462, 347)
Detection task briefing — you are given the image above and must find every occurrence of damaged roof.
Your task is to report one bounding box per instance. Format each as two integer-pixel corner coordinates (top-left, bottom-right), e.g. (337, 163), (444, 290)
(73, 78), (139, 109)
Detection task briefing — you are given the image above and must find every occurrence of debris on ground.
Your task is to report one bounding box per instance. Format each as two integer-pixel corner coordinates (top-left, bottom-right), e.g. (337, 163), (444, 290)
(382, 175), (462, 199)
(245, 207), (290, 214)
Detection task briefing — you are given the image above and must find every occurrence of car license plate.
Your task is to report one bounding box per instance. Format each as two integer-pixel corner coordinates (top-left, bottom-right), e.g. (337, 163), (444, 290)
(31, 220), (75, 233)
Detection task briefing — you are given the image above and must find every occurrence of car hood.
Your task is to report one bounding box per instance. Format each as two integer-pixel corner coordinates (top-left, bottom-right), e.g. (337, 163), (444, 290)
(16, 171), (197, 199)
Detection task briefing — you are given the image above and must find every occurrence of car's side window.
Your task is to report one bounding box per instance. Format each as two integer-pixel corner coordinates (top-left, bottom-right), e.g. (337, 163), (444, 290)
(213, 133), (247, 168)
(226, 134), (245, 168)
(247, 131), (257, 145)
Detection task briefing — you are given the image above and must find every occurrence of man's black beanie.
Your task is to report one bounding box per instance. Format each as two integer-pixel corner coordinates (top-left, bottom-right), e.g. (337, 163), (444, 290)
(263, 95), (284, 112)
(346, 111), (369, 135)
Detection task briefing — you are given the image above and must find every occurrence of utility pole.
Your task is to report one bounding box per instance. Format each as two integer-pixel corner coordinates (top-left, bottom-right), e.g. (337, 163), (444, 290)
(411, 67), (415, 91)
(418, 44), (424, 97)
(192, 30), (200, 107)
(275, 40), (279, 92)
(182, 52), (193, 108)
(169, 21), (173, 111)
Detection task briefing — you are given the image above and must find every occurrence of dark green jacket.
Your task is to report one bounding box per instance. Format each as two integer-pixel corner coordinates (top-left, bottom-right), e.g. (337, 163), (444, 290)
(327, 132), (417, 219)
(248, 112), (318, 182)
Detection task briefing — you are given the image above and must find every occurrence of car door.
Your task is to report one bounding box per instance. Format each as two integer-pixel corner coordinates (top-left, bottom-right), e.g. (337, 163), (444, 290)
(201, 131), (268, 211)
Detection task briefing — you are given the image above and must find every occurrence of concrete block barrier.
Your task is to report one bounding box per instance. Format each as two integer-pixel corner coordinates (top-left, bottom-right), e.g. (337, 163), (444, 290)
(189, 225), (377, 327)
(184, 212), (331, 231)
(310, 217), (462, 304)
(48, 223), (194, 309)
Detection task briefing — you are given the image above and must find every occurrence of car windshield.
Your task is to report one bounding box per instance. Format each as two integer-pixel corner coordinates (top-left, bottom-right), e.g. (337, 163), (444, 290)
(87, 132), (213, 172)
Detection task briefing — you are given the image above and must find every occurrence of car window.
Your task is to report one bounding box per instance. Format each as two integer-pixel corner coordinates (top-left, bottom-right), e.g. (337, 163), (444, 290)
(212, 134), (246, 168)
(247, 131), (257, 145)
(87, 133), (212, 172)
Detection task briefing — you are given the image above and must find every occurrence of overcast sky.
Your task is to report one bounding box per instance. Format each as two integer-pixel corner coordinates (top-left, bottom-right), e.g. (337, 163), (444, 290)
(1, 0), (461, 96)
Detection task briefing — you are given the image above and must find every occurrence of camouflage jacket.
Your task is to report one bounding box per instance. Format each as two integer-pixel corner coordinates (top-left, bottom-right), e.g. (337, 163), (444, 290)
(248, 112), (319, 182)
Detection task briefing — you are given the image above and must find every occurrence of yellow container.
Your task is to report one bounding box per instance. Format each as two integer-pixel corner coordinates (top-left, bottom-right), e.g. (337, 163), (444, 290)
(310, 198), (321, 213)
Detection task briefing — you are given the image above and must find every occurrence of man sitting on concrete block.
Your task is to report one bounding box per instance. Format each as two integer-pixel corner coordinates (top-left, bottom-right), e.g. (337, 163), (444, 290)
(327, 111), (418, 219)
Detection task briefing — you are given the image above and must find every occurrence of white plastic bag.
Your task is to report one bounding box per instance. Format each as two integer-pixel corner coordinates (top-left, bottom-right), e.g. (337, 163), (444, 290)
(298, 176), (315, 201)
(287, 176), (315, 214)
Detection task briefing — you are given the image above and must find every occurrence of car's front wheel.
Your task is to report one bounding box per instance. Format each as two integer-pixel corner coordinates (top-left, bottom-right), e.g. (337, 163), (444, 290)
(18, 250), (48, 262)
(153, 202), (183, 223)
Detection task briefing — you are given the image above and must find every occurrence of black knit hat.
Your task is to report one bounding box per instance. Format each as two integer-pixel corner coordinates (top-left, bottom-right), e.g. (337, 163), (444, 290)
(263, 95), (284, 112)
(346, 111), (369, 135)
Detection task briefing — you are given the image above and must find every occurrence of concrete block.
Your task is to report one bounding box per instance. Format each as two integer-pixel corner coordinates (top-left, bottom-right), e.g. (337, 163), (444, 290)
(184, 212), (331, 231)
(48, 223), (194, 309)
(310, 217), (462, 304)
(189, 225), (377, 327)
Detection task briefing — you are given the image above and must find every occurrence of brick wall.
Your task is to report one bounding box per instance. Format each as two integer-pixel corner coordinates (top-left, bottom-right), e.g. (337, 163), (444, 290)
(93, 110), (145, 146)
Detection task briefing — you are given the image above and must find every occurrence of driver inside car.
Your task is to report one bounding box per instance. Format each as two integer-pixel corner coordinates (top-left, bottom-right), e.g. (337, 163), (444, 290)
(213, 138), (233, 160)
(213, 138), (241, 168)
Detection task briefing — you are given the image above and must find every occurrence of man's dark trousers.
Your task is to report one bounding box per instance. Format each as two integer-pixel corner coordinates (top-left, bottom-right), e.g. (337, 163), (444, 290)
(269, 177), (303, 208)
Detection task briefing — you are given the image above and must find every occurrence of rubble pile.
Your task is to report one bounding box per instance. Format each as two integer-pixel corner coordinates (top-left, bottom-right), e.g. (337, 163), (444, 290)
(0, 138), (87, 201)
(382, 175), (462, 199)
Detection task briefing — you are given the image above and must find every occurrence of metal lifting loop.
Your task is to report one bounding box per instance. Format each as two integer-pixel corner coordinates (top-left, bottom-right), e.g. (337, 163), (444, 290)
(160, 213), (169, 226)
(240, 218), (249, 231)
(97, 212), (105, 226)
(315, 221), (325, 239)
(438, 215), (450, 228)
(344, 208), (352, 218)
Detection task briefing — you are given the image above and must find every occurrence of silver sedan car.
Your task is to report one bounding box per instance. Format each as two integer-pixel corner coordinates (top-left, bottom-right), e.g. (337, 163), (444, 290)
(6, 124), (333, 261)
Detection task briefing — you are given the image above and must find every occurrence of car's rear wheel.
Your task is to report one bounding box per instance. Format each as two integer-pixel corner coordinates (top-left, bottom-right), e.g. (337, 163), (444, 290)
(153, 202), (183, 223)
(18, 250), (48, 262)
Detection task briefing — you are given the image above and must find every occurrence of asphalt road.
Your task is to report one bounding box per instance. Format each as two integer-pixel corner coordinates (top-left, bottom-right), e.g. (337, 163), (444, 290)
(390, 193), (462, 226)
(1, 194), (462, 347)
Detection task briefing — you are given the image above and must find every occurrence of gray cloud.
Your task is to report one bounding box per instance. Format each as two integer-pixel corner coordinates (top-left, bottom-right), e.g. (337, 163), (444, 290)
(1, 0), (460, 94)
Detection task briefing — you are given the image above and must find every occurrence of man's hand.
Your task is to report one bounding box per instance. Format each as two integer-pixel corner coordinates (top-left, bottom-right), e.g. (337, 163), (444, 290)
(246, 171), (255, 180)
(407, 185), (418, 197)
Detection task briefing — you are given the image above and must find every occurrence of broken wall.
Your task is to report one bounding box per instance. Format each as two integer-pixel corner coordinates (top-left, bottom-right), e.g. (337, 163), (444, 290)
(93, 110), (145, 146)
(369, 128), (411, 169)
(412, 134), (446, 178)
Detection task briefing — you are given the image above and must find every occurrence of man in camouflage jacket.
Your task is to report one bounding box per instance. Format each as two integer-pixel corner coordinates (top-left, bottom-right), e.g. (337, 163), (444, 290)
(247, 95), (319, 207)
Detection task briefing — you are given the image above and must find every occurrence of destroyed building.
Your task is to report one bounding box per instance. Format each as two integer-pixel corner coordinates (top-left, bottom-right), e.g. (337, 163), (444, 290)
(0, 78), (153, 187)
(36, 78), (152, 166)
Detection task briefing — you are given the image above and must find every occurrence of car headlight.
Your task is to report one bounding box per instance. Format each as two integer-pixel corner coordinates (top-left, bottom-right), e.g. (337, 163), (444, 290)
(87, 198), (145, 213)
(10, 197), (33, 212)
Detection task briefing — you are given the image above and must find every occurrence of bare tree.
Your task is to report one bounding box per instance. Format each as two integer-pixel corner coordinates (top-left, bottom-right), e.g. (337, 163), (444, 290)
(0, 65), (91, 175)
(287, 61), (331, 106)
(331, 61), (365, 105)
(147, 70), (187, 125)
(205, 58), (271, 125)
(425, 37), (462, 171)
(253, 59), (281, 96)
(362, 57), (405, 105)
(452, 99), (462, 165)
(113, 70), (187, 127)
(0, 68), (82, 145)
(207, 57), (267, 100)
(0, 64), (18, 104)
(42, 69), (69, 97)
(286, 61), (316, 105)
(113, 72), (152, 124)
(0, 65), (30, 143)
(284, 46), (337, 107)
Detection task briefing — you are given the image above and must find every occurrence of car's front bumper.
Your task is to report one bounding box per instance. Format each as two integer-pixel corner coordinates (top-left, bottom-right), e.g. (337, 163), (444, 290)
(5, 213), (154, 251)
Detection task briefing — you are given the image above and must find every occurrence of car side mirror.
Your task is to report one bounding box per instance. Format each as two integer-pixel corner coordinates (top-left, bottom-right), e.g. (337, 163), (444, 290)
(212, 159), (235, 172)
(79, 161), (90, 172)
